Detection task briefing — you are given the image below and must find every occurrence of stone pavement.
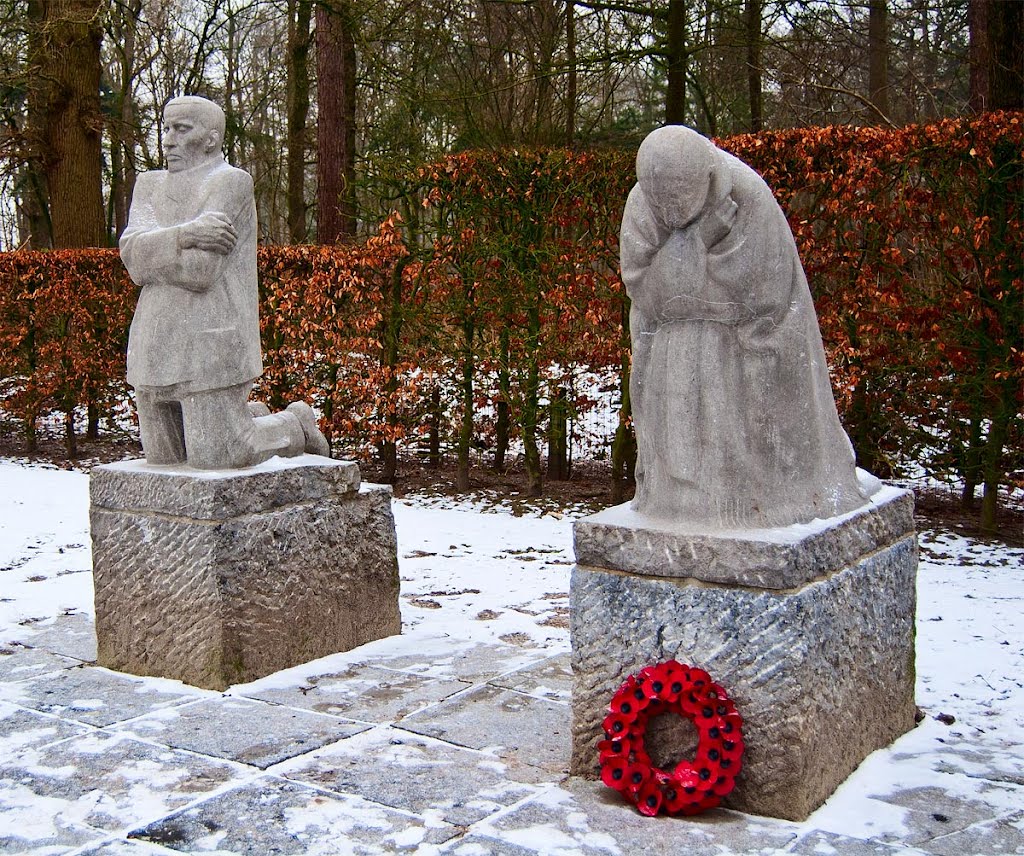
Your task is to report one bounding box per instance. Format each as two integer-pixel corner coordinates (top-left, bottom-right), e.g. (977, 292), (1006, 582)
(1, 613), (1022, 855)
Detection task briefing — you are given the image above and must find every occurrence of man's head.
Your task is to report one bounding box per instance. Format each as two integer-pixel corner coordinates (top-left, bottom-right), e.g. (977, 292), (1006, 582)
(636, 125), (715, 230)
(162, 96), (226, 173)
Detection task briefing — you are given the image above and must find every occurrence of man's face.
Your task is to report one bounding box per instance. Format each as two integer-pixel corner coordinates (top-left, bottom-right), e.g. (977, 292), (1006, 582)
(163, 107), (219, 173)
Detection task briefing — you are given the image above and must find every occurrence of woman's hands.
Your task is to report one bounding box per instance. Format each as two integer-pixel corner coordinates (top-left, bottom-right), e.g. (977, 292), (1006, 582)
(699, 195), (738, 249)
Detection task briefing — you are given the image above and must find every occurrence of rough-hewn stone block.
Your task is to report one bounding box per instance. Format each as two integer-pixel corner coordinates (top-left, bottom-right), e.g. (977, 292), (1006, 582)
(570, 490), (918, 821)
(90, 456), (401, 691)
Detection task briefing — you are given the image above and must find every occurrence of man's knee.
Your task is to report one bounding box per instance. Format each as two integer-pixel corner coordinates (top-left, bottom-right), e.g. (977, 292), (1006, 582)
(185, 417), (260, 469)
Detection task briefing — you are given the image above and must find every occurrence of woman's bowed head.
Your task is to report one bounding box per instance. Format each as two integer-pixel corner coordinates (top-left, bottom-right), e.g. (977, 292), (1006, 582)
(636, 125), (738, 250)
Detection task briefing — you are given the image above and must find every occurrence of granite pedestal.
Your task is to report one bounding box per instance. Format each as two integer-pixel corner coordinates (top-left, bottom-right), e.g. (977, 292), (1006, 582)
(90, 456), (401, 691)
(570, 484), (918, 821)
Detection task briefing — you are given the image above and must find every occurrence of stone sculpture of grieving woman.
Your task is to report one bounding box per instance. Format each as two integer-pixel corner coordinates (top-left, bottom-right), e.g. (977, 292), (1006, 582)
(621, 125), (880, 528)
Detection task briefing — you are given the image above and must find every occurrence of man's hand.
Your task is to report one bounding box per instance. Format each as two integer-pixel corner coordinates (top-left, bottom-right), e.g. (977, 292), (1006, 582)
(178, 212), (238, 255)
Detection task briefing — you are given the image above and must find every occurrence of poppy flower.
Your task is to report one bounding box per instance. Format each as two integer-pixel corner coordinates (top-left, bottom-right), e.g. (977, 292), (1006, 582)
(679, 691), (704, 717)
(719, 734), (744, 763)
(718, 712), (743, 739)
(651, 765), (674, 785)
(635, 780), (663, 816)
(624, 762), (650, 792)
(610, 692), (642, 722)
(640, 663), (672, 700)
(631, 746), (652, 768)
(602, 711), (632, 738)
(712, 698), (737, 718)
(677, 792), (720, 816)
(611, 674), (638, 701)
(672, 762), (701, 791)
(597, 736), (631, 761)
(600, 756), (630, 791)
(663, 782), (689, 814)
(712, 774), (737, 797)
(696, 744), (724, 771)
(687, 668), (711, 690)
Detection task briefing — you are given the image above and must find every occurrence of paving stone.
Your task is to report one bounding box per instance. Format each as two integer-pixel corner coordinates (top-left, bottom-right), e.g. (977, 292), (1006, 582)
(355, 638), (551, 683)
(471, 778), (799, 855)
(112, 697), (369, 768)
(0, 641), (80, 682)
(241, 663), (469, 723)
(19, 612), (98, 661)
(281, 726), (543, 827)
(440, 834), (540, 855)
(918, 810), (1024, 855)
(129, 776), (459, 854)
(0, 730), (248, 833)
(789, 830), (930, 854)
(76, 840), (173, 855)
(0, 701), (91, 757)
(5, 664), (204, 727)
(400, 684), (570, 776)
(489, 654), (572, 703)
(867, 784), (1024, 845)
(0, 807), (102, 856)
(922, 738), (1024, 787)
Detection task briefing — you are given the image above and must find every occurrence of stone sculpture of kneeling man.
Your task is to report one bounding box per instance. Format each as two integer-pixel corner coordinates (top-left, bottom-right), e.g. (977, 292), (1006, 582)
(120, 95), (329, 469)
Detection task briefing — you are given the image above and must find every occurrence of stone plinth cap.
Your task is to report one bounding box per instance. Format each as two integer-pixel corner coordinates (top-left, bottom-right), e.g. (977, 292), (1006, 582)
(573, 482), (914, 590)
(91, 455), (364, 520)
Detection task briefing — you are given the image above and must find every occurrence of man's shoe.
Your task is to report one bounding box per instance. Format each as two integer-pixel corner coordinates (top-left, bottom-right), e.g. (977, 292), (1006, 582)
(286, 401), (331, 457)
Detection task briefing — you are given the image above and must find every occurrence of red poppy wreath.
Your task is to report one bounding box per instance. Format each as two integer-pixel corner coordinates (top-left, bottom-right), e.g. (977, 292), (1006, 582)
(599, 660), (744, 817)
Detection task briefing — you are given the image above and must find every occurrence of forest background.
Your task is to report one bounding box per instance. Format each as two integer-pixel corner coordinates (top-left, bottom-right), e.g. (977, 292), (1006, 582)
(0, 0), (1021, 534)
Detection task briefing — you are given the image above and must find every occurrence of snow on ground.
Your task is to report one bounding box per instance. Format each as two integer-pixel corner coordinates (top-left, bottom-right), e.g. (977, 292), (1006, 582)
(0, 457), (1022, 846)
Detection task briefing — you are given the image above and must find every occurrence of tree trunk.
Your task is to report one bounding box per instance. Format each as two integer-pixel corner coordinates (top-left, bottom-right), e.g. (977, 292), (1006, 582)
(428, 385), (442, 466)
(287, 0), (312, 243)
(547, 384), (570, 481)
(109, 0), (140, 239)
(493, 325), (510, 472)
(457, 314), (474, 492)
(533, 0), (558, 143)
(522, 302), (543, 497)
(565, 0), (577, 144)
(22, 0), (52, 249)
(64, 406), (77, 459)
(37, 0), (106, 248)
(224, 11), (238, 162)
(960, 414), (983, 510)
(979, 399), (1011, 535)
(745, 0), (762, 132)
(989, 0), (1023, 110)
(868, 0), (890, 123)
(316, 1), (357, 242)
(969, 0), (991, 112)
(665, 0), (687, 124)
(87, 400), (99, 440)
(377, 257), (408, 484)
